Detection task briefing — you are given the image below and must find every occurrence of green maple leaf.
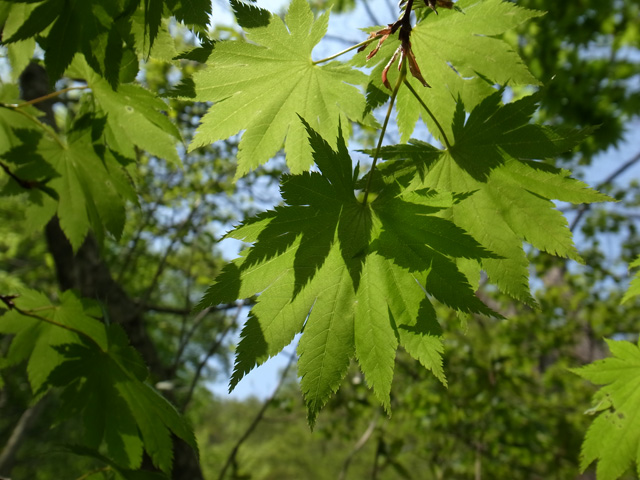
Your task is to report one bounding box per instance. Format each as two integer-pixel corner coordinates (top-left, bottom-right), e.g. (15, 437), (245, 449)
(622, 256), (640, 304)
(197, 119), (497, 425)
(2, 0), (136, 86)
(354, 0), (544, 144)
(189, 0), (373, 177)
(377, 91), (611, 304)
(573, 339), (640, 480)
(38, 114), (135, 250)
(0, 289), (108, 394)
(0, 289), (196, 474)
(1, 0), (200, 87)
(47, 325), (197, 474)
(68, 56), (182, 166)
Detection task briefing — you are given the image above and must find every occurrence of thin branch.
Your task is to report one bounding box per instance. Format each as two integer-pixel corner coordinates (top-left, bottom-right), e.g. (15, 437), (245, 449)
(1, 85), (88, 109)
(180, 303), (241, 413)
(0, 295), (103, 351)
(218, 350), (297, 480)
(137, 201), (201, 311)
(569, 149), (640, 232)
(338, 416), (379, 480)
(3, 106), (65, 148)
(0, 160), (42, 190)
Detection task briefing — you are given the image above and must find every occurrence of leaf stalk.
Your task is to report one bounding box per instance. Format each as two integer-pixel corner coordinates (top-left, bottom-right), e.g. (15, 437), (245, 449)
(403, 79), (451, 149)
(362, 60), (407, 205)
(312, 35), (382, 65)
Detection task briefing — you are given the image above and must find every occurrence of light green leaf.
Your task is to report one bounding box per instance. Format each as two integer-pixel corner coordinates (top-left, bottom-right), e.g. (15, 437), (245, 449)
(68, 56), (182, 166)
(198, 120), (497, 423)
(573, 339), (640, 480)
(622, 256), (640, 304)
(39, 114), (133, 250)
(378, 92), (611, 305)
(189, 0), (373, 177)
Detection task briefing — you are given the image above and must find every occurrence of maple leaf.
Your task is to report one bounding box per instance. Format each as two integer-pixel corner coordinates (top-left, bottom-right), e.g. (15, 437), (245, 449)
(0, 289), (108, 394)
(354, 0), (544, 144)
(0, 289), (197, 474)
(47, 325), (197, 474)
(37, 114), (136, 250)
(1, 0), (203, 87)
(2, 0), (134, 86)
(377, 91), (611, 304)
(573, 339), (640, 480)
(68, 56), (182, 166)
(622, 256), (640, 304)
(188, 0), (374, 177)
(197, 119), (497, 425)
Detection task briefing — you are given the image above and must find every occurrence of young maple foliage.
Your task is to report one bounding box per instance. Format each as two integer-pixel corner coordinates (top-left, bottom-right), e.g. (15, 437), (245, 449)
(188, 0), (375, 177)
(377, 92), (611, 305)
(0, 0), (211, 86)
(193, 0), (611, 425)
(198, 120), (498, 424)
(573, 339), (640, 480)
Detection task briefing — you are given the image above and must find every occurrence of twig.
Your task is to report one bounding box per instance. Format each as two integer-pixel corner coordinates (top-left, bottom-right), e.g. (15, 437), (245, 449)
(0, 295), (103, 351)
(180, 303), (241, 413)
(338, 416), (379, 480)
(217, 350), (297, 480)
(362, 58), (406, 205)
(137, 201), (201, 311)
(0, 86), (88, 109)
(569, 149), (640, 232)
(0, 160), (41, 190)
(312, 35), (382, 65)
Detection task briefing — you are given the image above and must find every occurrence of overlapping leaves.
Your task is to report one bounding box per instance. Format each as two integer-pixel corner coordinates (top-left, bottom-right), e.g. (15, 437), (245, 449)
(377, 91), (610, 304)
(189, 0), (373, 177)
(0, 0), (210, 87)
(354, 0), (544, 144)
(198, 121), (497, 424)
(0, 289), (197, 474)
(68, 56), (183, 166)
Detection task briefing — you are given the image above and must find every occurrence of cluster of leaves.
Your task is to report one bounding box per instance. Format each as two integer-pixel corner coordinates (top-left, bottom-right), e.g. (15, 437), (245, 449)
(0, 290), (196, 475)
(192, 0), (608, 425)
(0, 0), (636, 477)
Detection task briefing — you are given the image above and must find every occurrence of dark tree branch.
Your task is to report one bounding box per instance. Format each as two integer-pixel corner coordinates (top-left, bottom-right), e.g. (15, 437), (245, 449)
(570, 150), (640, 233)
(180, 303), (242, 412)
